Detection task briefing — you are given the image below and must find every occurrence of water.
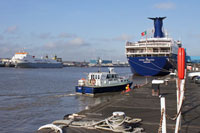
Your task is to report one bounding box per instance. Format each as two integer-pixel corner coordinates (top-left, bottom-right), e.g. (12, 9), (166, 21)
(0, 67), (147, 133)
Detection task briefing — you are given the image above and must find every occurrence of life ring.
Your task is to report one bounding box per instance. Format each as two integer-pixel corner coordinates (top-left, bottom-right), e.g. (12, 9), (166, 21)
(91, 79), (96, 85)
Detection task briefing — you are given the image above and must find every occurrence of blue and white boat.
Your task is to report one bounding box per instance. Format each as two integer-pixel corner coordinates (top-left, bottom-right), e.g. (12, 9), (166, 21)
(75, 68), (132, 95)
(125, 17), (181, 76)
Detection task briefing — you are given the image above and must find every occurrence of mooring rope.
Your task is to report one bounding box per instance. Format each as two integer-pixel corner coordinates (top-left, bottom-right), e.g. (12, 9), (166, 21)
(128, 58), (170, 73)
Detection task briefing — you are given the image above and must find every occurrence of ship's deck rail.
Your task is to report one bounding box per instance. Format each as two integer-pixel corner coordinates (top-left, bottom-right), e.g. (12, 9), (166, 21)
(126, 42), (171, 48)
(126, 50), (171, 55)
(126, 51), (170, 55)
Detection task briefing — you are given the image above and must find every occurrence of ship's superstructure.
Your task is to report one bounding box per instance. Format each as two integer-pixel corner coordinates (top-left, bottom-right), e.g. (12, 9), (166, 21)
(125, 17), (181, 76)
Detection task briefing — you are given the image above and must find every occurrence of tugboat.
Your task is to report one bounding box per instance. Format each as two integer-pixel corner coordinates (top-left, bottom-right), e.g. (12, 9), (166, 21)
(75, 67), (132, 96)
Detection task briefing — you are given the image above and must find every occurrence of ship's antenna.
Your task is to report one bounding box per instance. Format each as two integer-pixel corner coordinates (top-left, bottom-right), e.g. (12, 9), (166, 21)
(98, 57), (102, 72)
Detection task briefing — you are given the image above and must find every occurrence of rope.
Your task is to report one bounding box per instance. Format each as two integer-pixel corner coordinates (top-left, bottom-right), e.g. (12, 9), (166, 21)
(166, 104), (183, 121)
(166, 79), (186, 121)
(128, 58), (171, 73)
(150, 61), (171, 73)
(105, 115), (126, 128)
(69, 114), (142, 132)
(38, 124), (63, 133)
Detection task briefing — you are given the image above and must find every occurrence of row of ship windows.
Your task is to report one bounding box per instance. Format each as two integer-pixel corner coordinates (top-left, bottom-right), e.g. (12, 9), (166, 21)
(90, 74), (118, 80)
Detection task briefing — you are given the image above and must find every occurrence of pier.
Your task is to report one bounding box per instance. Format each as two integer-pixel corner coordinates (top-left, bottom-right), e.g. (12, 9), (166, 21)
(38, 75), (200, 133)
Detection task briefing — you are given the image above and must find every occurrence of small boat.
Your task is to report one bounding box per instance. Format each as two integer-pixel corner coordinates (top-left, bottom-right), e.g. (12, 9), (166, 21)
(75, 67), (132, 95)
(0, 60), (5, 67)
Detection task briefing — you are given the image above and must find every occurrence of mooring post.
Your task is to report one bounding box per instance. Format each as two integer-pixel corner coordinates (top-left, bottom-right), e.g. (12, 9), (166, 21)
(175, 79), (185, 133)
(160, 96), (167, 133)
(175, 48), (186, 133)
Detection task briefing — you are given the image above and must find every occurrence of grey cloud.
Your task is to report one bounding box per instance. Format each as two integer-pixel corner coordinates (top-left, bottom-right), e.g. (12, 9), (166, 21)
(30, 32), (77, 40)
(92, 34), (134, 42)
(30, 32), (53, 39)
(58, 32), (77, 38)
(0, 42), (21, 57)
(154, 2), (175, 10)
(39, 32), (53, 39)
(113, 34), (134, 41)
(44, 37), (89, 49)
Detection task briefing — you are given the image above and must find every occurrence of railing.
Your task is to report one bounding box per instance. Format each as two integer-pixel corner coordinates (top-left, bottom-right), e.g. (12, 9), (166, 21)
(126, 50), (170, 55)
(126, 42), (171, 47)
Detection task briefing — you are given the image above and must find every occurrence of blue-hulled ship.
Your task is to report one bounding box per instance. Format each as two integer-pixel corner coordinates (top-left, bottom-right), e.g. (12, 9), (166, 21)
(75, 68), (132, 96)
(125, 17), (181, 76)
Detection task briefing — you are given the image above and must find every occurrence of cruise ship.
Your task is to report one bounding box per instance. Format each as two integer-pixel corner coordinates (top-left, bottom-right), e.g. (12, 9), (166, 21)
(125, 17), (181, 76)
(11, 52), (63, 68)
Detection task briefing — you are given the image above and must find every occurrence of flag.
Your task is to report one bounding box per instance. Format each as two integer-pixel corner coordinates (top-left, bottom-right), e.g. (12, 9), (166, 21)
(141, 31), (147, 36)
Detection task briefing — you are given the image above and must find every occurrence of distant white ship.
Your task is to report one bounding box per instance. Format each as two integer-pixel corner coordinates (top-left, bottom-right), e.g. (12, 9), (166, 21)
(11, 52), (63, 68)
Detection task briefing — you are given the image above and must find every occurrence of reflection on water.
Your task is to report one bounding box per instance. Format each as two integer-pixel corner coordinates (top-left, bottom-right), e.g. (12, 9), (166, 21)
(0, 67), (148, 133)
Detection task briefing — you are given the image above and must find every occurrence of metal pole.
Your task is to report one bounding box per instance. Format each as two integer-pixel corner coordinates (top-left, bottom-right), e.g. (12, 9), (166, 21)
(175, 79), (185, 133)
(160, 97), (167, 133)
(175, 79), (181, 133)
(146, 76), (148, 84)
(176, 78), (179, 111)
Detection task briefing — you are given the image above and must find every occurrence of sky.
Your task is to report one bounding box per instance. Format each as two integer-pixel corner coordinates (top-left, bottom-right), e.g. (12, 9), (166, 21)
(0, 0), (200, 61)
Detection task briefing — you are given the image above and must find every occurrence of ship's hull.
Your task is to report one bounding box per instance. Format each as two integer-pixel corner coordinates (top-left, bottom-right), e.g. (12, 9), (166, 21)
(128, 55), (177, 76)
(15, 62), (63, 68)
(75, 82), (132, 95)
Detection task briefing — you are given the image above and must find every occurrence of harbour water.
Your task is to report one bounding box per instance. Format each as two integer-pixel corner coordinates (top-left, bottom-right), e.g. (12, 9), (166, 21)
(0, 67), (148, 133)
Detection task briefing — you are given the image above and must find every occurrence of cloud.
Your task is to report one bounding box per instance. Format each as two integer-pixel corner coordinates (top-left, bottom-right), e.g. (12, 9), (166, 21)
(68, 38), (85, 46)
(30, 32), (77, 40)
(58, 32), (77, 38)
(92, 34), (134, 42)
(113, 34), (133, 41)
(38, 32), (52, 39)
(154, 2), (175, 10)
(4, 25), (18, 33)
(30, 32), (53, 39)
(44, 42), (57, 48)
(44, 37), (89, 49)
(0, 42), (21, 57)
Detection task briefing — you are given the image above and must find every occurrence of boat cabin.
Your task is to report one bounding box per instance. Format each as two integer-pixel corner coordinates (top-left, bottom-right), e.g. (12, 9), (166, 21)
(78, 68), (129, 86)
(86, 68), (125, 86)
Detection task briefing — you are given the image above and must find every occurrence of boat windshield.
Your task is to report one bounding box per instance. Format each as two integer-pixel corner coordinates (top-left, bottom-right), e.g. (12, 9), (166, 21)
(106, 74), (118, 79)
(90, 74), (101, 79)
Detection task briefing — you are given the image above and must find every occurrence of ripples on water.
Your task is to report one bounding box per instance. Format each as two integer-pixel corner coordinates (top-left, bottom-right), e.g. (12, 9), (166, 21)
(0, 67), (148, 133)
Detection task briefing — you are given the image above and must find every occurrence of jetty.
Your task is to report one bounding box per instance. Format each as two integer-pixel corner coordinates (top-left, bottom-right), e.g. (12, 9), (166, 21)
(38, 75), (200, 133)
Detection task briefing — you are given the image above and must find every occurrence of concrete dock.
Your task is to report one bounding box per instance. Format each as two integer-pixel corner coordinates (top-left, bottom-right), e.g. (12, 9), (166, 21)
(38, 76), (200, 133)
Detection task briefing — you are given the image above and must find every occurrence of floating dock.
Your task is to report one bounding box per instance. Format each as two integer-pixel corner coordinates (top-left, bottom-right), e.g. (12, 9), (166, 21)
(38, 75), (200, 133)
